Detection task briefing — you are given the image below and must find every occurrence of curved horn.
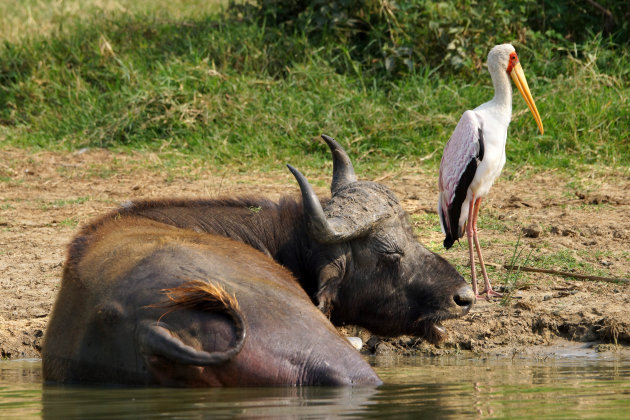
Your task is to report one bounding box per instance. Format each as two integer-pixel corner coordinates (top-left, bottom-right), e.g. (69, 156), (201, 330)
(287, 164), (354, 244)
(138, 307), (246, 366)
(321, 134), (357, 193)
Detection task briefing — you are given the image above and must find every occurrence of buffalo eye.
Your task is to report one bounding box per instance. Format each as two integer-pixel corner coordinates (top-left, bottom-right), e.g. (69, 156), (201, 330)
(373, 234), (404, 263)
(379, 250), (403, 264)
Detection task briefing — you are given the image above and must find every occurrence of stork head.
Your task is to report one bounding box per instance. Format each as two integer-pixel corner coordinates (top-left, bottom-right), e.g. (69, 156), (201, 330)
(488, 43), (516, 74)
(488, 43), (544, 135)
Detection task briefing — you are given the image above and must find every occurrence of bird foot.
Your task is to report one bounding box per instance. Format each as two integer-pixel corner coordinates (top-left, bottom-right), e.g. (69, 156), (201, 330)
(477, 289), (503, 300)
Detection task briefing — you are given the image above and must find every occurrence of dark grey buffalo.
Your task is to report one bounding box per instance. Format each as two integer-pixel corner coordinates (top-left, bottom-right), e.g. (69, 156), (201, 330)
(43, 135), (474, 387)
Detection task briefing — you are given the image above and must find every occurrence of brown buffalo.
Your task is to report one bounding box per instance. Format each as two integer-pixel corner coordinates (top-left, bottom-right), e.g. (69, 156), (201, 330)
(43, 135), (474, 386)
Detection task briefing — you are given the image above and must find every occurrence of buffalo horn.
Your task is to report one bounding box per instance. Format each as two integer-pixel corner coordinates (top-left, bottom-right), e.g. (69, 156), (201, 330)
(321, 134), (357, 193)
(287, 164), (354, 244)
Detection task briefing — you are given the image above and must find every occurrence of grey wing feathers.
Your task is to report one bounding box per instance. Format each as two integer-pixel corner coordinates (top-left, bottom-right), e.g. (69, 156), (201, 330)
(438, 111), (482, 248)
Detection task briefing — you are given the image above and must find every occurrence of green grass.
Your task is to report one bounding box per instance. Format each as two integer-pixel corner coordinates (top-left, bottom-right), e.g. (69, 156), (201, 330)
(499, 234), (535, 300)
(0, 0), (227, 44)
(57, 218), (79, 228)
(531, 249), (611, 277)
(38, 196), (91, 210)
(0, 1), (628, 173)
(411, 213), (442, 234)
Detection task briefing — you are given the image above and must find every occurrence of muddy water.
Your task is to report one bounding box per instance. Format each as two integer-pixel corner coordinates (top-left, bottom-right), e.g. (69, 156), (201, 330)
(1, 346), (629, 418)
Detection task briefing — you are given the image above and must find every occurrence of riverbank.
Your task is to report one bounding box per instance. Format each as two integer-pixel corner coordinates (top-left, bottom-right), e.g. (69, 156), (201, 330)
(1, 148), (628, 359)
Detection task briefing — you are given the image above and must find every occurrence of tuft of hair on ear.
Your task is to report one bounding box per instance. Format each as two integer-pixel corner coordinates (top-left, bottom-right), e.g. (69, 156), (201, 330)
(149, 279), (239, 313)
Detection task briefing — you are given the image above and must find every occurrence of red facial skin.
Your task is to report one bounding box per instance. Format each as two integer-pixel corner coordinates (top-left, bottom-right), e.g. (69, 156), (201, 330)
(506, 51), (519, 73)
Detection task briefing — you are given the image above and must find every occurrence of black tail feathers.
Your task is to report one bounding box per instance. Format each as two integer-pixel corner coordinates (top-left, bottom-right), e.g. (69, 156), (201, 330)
(443, 234), (455, 250)
(443, 221), (466, 250)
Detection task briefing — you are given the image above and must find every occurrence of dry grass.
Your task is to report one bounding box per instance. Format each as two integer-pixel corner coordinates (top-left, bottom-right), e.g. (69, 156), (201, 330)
(0, 0), (227, 43)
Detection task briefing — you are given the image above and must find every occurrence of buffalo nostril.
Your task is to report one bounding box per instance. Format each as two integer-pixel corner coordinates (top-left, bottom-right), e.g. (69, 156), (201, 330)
(453, 285), (475, 307)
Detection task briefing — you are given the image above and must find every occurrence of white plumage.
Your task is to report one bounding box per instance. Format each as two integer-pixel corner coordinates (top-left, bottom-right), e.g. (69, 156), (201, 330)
(438, 44), (543, 299)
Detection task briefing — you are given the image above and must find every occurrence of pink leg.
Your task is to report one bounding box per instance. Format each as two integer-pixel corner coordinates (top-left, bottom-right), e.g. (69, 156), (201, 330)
(471, 198), (502, 298)
(466, 198), (480, 298)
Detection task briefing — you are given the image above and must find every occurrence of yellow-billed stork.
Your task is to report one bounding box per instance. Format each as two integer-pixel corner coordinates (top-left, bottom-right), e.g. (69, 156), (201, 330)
(438, 44), (544, 299)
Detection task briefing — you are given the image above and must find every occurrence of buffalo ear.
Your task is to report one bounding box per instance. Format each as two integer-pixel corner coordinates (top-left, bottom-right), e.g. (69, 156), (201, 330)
(137, 316), (246, 366)
(140, 280), (246, 365)
(316, 259), (345, 318)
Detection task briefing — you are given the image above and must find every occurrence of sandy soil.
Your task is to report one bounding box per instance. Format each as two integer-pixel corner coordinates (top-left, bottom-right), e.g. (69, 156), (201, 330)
(1, 147), (628, 359)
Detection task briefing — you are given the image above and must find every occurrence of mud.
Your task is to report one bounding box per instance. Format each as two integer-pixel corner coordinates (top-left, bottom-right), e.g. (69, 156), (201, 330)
(0, 147), (628, 359)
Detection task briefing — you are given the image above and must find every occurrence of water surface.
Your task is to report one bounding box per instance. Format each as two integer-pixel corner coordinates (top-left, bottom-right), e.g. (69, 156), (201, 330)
(1, 347), (629, 418)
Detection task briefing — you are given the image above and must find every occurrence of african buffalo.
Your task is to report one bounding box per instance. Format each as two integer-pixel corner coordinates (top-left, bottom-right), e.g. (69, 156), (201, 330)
(43, 135), (474, 387)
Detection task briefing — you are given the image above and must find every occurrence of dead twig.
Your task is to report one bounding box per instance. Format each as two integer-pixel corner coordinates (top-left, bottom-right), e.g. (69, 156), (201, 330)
(481, 262), (629, 284)
(374, 172), (394, 182)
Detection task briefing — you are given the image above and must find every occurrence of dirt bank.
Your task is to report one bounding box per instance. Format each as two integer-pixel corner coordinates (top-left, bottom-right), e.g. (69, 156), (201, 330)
(1, 147), (628, 359)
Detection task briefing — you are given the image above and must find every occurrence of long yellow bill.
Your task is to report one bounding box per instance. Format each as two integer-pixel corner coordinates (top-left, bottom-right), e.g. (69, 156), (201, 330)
(510, 62), (544, 135)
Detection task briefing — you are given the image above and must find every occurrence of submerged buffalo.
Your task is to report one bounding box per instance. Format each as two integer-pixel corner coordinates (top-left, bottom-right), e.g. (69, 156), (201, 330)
(43, 135), (474, 387)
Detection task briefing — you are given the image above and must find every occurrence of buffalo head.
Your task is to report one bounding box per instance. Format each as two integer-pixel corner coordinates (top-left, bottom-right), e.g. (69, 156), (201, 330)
(288, 135), (474, 343)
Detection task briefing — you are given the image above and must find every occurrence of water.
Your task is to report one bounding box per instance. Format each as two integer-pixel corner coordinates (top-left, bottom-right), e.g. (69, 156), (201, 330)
(1, 347), (629, 419)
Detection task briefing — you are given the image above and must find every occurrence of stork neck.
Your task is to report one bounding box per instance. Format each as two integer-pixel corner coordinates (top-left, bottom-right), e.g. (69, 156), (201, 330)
(488, 69), (513, 121)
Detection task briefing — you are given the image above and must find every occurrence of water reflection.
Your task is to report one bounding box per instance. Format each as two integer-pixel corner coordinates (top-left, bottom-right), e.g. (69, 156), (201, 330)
(373, 353), (630, 419)
(1, 349), (629, 418)
(41, 385), (380, 419)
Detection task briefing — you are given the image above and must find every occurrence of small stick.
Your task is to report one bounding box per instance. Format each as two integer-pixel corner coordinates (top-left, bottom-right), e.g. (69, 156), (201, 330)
(481, 262), (629, 284)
